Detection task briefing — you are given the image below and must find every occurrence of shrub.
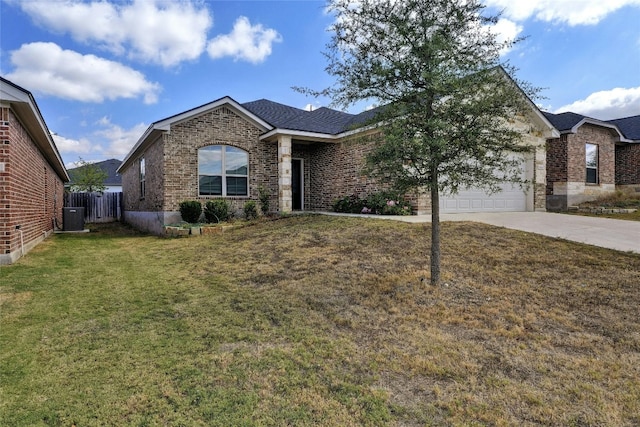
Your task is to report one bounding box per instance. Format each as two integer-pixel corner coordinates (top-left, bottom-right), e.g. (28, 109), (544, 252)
(333, 191), (412, 215)
(361, 191), (411, 215)
(204, 199), (231, 223)
(179, 201), (202, 223)
(244, 200), (258, 220)
(332, 194), (365, 213)
(258, 185), (270, 215)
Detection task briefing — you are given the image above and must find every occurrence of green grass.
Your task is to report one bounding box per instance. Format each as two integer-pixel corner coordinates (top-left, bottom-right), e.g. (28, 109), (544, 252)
(1, 217), (639, 426)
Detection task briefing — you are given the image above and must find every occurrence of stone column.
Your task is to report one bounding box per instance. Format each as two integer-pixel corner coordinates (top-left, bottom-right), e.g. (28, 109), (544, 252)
(278, 135), (292, 213)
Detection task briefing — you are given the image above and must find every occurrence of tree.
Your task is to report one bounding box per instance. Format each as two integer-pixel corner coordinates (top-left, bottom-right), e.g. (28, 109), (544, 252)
(299, 0), (539, 285)
(69, 158), (108, 193)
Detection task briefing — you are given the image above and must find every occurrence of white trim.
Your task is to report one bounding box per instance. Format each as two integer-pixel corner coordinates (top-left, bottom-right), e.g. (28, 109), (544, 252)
(154, 96), (272, 131)
(197, 145), (249, 197)
(563, 118), (632, 142)
(259, 122), (380, 143)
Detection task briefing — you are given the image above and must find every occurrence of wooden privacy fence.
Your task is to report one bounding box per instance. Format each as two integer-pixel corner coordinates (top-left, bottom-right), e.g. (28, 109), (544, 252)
(65, 192), (123, 223)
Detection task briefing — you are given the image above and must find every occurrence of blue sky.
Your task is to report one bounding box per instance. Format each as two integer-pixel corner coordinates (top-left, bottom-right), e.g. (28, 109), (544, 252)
(1, 0), (639, 167)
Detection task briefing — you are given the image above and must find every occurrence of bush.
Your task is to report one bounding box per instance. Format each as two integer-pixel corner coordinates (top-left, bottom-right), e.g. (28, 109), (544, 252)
(332, 191), (412, 215)
(258, 185), (270, 215)
(244, 200), (258, 220)
(204, 199), (231, 223)
(179, 201), (202, 223)
(332, 194), (365, 213)
(370, 191), (412, 215)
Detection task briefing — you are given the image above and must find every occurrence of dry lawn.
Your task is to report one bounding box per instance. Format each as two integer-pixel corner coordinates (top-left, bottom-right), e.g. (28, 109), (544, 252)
(1, 215), (639, 426)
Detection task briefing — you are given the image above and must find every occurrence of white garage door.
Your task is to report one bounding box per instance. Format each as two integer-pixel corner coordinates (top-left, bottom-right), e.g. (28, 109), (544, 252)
(440, 155), (529, 213)
(440, 182), (527, 213)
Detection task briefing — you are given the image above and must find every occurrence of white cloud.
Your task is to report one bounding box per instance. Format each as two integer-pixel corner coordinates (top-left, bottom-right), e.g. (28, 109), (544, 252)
(54, 118), (147, 165)
(484, 0), (640, 26)
(52, 133), (99, 155)
(93, 117), (148, 159)
(488, 18), (523, 55)
(16, 0), (212, 67)
(6, 42), (161, 104)
(554, 87), (640, 120)
(207, 16), (282, 63)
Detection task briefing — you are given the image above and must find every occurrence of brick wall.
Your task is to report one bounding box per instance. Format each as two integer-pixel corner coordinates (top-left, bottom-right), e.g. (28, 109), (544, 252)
(546, 135), (567, 195)
(122, 106), (278, 220)
(616, 143), (640, 185)
(121, 135), (165, 212)
(163, 106), (273, 214)
(546, 124), (618, 209)
(566, 124), (616, 184)
(1, 107), (65, 264)
(121, 103), (549, 225)
(307, 133), (386, 211)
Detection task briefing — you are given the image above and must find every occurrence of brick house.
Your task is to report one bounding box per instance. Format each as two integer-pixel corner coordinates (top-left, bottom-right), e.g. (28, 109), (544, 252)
(608, 115), (640, 192)
(118, 95), (556, 234)
(1, 77), (69, 265)
(543, 112), (640, 210)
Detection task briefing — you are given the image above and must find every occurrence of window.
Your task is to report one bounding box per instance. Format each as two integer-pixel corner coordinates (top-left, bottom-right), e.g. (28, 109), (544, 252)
(586, 143), (598, 184)
(198, 145), (248, 196)
(139, 157), (146, 198)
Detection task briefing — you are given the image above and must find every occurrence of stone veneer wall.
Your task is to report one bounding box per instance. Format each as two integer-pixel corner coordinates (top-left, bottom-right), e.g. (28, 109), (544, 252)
(0, 107), (65, 265)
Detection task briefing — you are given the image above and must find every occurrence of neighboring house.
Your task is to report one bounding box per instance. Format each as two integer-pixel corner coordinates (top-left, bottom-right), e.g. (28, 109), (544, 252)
(608, 115), (640, 192)
(543, 112), (640, 210)
(118, 94), (556, 235)
(0, 77), (69, 265)
(67, 158), (123, 192)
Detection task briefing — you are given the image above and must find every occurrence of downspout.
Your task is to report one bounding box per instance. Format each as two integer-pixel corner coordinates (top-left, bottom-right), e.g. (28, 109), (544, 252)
(15, 225), (24, 257)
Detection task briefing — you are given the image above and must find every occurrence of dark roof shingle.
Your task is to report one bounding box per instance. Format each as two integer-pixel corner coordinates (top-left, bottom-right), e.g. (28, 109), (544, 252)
(242, 99), (385, 135)
(542, 111), (587, 132)
(607, 115), (640, 141)
(68, 158), (122, 186)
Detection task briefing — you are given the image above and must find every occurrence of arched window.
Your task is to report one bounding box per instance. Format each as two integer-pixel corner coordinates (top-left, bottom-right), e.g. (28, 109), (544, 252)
(198, 145), (248, 196)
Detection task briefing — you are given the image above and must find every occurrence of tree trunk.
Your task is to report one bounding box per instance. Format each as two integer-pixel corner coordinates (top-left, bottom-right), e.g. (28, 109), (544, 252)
(430, 172), (441, 286)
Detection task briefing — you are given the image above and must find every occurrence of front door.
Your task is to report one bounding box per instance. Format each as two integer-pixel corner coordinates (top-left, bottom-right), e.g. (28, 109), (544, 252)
(292, 159), (303, 210)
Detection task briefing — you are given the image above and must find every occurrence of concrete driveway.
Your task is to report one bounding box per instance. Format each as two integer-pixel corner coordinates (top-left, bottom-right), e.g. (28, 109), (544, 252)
(322, 211), (640, 253)
(406, 211), (640, 254)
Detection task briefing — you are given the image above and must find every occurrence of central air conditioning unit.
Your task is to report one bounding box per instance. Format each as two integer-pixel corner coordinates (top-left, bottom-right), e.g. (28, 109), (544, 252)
(63, 207), (85, 231)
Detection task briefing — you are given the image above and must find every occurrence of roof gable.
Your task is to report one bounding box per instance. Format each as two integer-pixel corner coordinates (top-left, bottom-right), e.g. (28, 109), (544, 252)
(543, 111), (587, 132)
(543, 111), (631, 142)
(153, 96), (272, 131)
(607, 115), (640, 141)
(119, 97), (272, 172)
(0, 77), (69, 181)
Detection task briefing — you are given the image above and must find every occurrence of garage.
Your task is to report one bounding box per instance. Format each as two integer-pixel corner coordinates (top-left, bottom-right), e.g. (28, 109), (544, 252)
(439, 155), (530, 213)
(440, 182), (528, 213)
